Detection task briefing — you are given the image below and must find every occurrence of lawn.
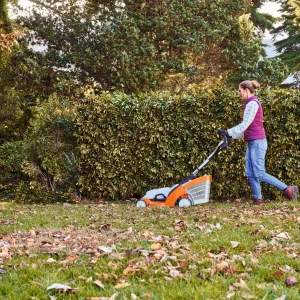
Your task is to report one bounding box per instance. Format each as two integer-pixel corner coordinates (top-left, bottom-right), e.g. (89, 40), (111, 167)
(0, 199), (299, 300)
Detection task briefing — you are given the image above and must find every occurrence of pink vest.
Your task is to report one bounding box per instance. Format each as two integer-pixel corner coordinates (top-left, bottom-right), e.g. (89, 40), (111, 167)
(243, 96), (266, 142)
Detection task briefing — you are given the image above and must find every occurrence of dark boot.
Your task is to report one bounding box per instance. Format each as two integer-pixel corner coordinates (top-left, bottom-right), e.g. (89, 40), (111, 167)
(283, 186), (298, 200)
(251, 198), (263, 206)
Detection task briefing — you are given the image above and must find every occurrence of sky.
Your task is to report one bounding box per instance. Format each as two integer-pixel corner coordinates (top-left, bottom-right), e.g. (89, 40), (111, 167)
(259, 1), (282, 18)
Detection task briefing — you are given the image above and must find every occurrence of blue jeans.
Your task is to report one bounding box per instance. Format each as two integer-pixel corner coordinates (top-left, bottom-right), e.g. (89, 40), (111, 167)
(245, 138), (287, 200)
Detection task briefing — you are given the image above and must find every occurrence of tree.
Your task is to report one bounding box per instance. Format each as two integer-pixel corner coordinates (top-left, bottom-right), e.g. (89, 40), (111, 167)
(13, 0), (284, 94)
(0, 0), (22, 51)
(272, 0), (300, 79)
(249, 0), (278, 34)
(0, 0), (24, 143)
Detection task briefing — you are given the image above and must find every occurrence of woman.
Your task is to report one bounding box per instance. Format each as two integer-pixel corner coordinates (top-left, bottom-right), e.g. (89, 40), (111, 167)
(218, 80), (298, 205)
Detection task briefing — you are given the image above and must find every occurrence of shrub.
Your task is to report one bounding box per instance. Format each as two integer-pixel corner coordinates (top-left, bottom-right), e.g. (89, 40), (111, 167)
(76, 89), (300, 200)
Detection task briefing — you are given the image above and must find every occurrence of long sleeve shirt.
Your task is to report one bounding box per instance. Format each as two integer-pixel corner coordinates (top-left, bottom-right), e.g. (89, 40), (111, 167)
(227, 101), (259, 139)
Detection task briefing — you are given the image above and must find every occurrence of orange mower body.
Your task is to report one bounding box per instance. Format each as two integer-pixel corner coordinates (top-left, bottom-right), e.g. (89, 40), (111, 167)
(136, 131), (230, 208)
(136, 175), (212, 207)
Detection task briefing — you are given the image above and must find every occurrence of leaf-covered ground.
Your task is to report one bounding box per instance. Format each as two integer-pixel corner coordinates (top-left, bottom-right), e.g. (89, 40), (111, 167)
(0, 200), (299, 299)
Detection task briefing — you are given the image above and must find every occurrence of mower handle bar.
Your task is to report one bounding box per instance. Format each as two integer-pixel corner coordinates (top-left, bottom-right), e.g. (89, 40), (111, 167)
(177, 130), (230, 185)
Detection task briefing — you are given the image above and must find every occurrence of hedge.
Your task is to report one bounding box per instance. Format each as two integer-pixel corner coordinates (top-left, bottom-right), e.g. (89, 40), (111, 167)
(76, 89), (300, 201)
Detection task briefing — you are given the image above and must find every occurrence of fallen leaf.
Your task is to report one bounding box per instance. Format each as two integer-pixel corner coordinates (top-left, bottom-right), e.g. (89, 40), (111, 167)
(230, 241), (240, 248)
(123, 262), (139, 275)
(66, 255), (77, 262)
(109, 292), (119, 300)
(276, 232), (290, 239)
(226, 292), (235, 299)
(273, 271), (285, 279)
(251, 257), (259, 265)
(46, 258), (56, 264)
(217, 261), (229, 272)
(153, 249), (167, 261)
(131, 293), (137, 300)
(98, 246), (113, 253)
(241, 293), (255, 299)
(94, 280), (104, 288)
(234, 279), (250, 290)
(274, 296), (286, 300)
(285, 276), (297, 286)
(169, 269), (180, 278)
(163, 276), (173, 281)
(114, 282), (130, 289)
(151, 243), (162, 250)
(47, 283), (78, 292)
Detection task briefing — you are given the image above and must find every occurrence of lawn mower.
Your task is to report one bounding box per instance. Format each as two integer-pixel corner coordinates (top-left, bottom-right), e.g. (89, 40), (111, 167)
(136, 130), (230, 207)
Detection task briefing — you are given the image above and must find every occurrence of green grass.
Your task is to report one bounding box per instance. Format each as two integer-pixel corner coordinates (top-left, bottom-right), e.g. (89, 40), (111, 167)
(0, 200), (299, 299)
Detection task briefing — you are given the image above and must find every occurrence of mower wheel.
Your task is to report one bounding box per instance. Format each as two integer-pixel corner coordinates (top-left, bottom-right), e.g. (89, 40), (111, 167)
(178, 198), (192, 207)
(136, 199), (147, 207)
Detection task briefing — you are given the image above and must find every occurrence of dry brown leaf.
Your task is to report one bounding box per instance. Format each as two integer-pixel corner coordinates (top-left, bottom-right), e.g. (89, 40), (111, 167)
(217, 261), (229, 272)
(114, 282), (130, 289)
(153, 249), (167, 261)
(46, 283), (79, 293)
(272, 271), (284, 278)
(274, 296), (286, 300)
(46, 257), (56, 264)
(251, 257), (259, 265)
(230, 241), (240, 248)
(276, 232), (290, 239)
(66, 255), (77, 262)
(285, 276), (297, 286)
(173, 220), (186, 232)
(94, 280), (104, 288)
(234, 279), (250, 290)
(209, 268), (217, 277)
(169, 269), (180, 278)
(151, 243), (162, 250)
(123, 262), (139, 275)
(98, 246), (113, 253)
(241, 293), (255, 299)
(163, 276), (173, 281)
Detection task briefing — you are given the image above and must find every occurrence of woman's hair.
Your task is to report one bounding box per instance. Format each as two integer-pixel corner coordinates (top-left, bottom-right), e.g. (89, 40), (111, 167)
(239, 80), (260, 94)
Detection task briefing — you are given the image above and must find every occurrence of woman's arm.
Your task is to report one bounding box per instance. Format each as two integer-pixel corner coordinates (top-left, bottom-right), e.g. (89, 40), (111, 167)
(227, 101), (259, 139)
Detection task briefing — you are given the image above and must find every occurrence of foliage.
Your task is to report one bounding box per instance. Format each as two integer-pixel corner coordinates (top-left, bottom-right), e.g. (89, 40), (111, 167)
(1, 201), (300, 299)
(225, 12), (289, 86)
(76, 89), (300, 201)
(0, 140), (27, 199)
(230, 57), (289, 86)
(0, 42), (82, 144)
(8, 95), (79, 203)
(15, 181), (74, 204)
(12, 0), (283, 94)
(23, 95), (78, 190)
(0, 0), (22, 51)
(0, 0), (12, 33)
(2, 88), (299, 204)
